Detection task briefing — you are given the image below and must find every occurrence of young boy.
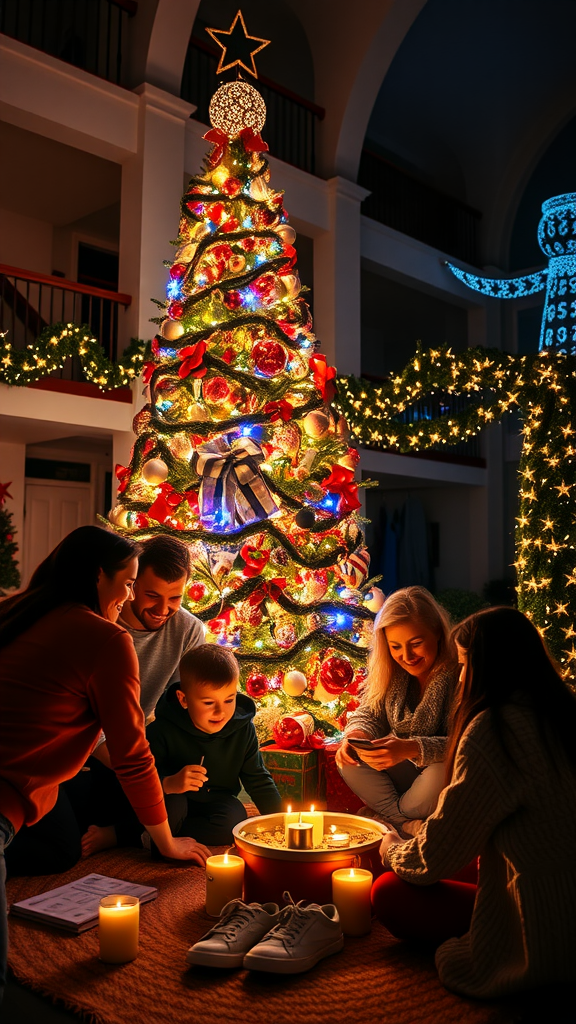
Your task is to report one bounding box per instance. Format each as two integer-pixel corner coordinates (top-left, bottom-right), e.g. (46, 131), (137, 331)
(146, 644), (282, 845)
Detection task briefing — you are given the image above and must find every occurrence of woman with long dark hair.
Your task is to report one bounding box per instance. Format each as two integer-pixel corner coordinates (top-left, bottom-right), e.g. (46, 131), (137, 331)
(372, 606), (576, 997)
(0, 526), (210, 1003)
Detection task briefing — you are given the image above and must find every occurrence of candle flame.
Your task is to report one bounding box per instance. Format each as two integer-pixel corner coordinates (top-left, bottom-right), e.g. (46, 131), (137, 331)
(349, 869), (355, 878)
(223, 853), (229, 864)
(116, 900), (122, 908)
(287, 804), (292, 813)
(330, 825), (336, 834)
(310, 804), (315, 812)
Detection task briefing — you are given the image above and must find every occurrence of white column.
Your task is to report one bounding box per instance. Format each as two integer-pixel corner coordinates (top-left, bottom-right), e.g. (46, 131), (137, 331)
(313, 177), (370, 377)
(118, 84), (195, 343)
(0, 442), (26, 589)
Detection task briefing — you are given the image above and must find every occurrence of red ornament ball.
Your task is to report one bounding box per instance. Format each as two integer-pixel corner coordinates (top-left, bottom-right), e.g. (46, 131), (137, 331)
(224, 290), (243, 310)
(250, 273), (276, 299)
(241, 237), (256, 252)
(257, 207), (278, 228)
(170, 263), (188, 280)
(221, 176), (242, 196)
(168, 300), (185, 319)
(320, 654), (354, 694)
(203, 376), (230, 404)
(245, 672), (269, 699)
(252, 340), (287, 377)
(188, 582), (207, 603)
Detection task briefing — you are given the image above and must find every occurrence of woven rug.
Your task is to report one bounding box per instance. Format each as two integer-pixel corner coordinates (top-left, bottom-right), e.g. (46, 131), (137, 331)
(7, 848), (521, 1024)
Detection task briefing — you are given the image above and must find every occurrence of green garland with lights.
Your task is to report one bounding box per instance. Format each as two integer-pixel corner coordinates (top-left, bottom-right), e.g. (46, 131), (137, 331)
(336, 344), (576, 680)
(0, 323), (147, 389)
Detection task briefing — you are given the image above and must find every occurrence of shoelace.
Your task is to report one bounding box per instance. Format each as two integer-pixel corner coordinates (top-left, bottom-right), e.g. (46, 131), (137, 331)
(203, 901), (259, 942)
(260, 900), (318, 948)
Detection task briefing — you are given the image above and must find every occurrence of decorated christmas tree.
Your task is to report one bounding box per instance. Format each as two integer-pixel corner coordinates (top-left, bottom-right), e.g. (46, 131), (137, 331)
(109, 18), (379, 741)
(0, 482), (21, 594)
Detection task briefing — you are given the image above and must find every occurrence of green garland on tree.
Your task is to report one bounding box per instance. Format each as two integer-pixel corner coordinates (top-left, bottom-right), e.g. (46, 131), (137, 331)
(0, 482), (20, 593)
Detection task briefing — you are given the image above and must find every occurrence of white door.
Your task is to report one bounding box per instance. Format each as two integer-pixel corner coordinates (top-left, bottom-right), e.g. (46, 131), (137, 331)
(23, 481), (92, 586)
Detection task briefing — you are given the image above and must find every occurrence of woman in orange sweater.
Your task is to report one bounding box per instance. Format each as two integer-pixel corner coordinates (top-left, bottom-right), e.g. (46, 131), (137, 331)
(0, 526), (210, 1004)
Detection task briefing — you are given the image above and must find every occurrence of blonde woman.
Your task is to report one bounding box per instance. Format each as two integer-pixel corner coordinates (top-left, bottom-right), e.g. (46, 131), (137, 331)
(336, 586), (458, 837)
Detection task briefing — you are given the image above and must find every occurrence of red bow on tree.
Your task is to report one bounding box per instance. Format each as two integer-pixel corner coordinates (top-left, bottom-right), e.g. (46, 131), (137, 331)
(178, 341), (207, 379)
(321, 465), (361, 516)
(239, 127), (269, 154)
(203, 127), (229, 166)
(264, 399), (294, 422)
(148, 482), (183, 525)
(208, 607), (233, 633)
(115, 465), (131, 494)
(281, 245), (297, 272)
(309, 353), (337, 402)
(0, 481), (13, 505)
(247, 578), (287, 606)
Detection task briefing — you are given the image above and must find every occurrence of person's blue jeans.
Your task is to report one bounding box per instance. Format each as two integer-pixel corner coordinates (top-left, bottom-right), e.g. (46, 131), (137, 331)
(339, 758), (446, 831)
(0, 812), (15, 1007)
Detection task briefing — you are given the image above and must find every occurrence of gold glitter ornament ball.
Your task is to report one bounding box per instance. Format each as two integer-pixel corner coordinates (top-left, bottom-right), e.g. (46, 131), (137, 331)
(209, 80), (266, 138)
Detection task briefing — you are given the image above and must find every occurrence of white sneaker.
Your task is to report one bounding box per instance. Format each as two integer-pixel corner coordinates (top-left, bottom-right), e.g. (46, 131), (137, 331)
(186, 899), (280, 968)
(243, 895), (344, 974)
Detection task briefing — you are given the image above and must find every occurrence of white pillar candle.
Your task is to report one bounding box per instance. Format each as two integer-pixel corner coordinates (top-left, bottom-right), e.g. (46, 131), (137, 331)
(99, 895), (139, 963)
(332, 868), (373, 936)
(284, 804), (300, 843)
(300, 805), (324, 847)
(205, 853), (245, 917)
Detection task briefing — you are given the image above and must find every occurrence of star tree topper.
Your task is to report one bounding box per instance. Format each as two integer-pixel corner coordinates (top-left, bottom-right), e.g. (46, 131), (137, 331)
(206, 10), (270, 79)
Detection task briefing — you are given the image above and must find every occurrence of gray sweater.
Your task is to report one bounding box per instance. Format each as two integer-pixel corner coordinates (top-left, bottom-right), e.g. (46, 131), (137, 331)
(119, 608), (205, 719)
(386, 702), (576, 997)
(345, 665), (457, 766)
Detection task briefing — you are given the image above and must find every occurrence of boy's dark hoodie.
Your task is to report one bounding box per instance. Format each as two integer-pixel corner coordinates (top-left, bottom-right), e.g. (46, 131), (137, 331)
(146, 684), (281, 814)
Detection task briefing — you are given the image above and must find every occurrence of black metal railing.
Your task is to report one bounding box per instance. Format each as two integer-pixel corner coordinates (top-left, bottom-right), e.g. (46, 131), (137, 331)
(181, 36), (324, 175)
(359, 149), (482, 266)
(0, 264), (131, 381)
(0, 0), (136, 85)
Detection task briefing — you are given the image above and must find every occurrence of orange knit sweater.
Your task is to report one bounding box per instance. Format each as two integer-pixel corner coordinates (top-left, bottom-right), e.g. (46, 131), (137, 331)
(0, 604), (166, 833)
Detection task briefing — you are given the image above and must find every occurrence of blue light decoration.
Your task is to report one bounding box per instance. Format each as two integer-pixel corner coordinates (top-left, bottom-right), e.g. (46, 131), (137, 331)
(446, 193), (576, 354)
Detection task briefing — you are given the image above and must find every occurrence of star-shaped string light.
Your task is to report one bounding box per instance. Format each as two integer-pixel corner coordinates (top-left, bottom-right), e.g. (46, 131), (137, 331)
(0, 481), (13, 505)
(206, 10), (270, 78)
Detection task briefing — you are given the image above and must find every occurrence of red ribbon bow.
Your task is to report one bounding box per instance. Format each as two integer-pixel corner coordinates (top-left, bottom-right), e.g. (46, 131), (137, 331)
(247, 578), (287, 606)
(264, 399), (294, 422)
(209, 607), (233, 633)
(321, 465), (361, 516)
(239, 127), (269, 154)
(148, 482), (184, 525)
(178, 341), (207, 379)
(142, 362), (155, 385)
(203, 127), (269, 168)
(309, 353), (337, 402)
(0, 481), (13, 505)
(115, 464), (131, 494)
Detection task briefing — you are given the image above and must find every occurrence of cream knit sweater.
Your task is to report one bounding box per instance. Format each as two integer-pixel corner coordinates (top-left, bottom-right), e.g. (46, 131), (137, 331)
(345, 666), (457, 767)
(387, 700), (576, 998)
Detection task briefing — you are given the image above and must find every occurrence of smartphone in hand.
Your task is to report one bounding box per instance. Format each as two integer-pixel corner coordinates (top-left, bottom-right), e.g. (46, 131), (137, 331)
(347, 737), (377, 750)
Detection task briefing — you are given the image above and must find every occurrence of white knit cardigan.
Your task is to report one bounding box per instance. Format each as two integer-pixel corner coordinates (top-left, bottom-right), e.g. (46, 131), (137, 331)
(387, 701), (576, 998)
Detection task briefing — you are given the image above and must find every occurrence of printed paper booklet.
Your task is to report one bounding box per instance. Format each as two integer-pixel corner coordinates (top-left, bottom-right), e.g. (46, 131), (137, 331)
(10, 873), (157, 933)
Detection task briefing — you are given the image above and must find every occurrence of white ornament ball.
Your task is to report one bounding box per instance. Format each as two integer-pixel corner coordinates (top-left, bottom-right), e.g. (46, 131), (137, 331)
(142, 458), (169, 485)
(364, 587), (385, 613)
(276, 224), (296, 245)
(161, 319), (184, 341)
(282, 670), (307, 697)
(109, 506), (129, 529)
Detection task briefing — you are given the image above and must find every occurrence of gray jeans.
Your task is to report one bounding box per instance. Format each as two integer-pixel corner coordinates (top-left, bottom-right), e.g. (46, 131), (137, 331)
(339, 758), (446, 830)
(0, 812), (15, 1006)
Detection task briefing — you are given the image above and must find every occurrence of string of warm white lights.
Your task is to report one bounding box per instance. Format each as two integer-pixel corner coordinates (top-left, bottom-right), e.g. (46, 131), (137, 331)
(0, 324), (146, 389)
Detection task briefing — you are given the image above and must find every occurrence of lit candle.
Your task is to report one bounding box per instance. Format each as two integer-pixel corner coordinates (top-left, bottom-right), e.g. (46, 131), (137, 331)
(286, 815), (314, 850)
(332, 867), (373, 936)
(300, 804), (324, 847)
(284, 804), (300, 844)
(205, 852), (245, 917)
(327, 824), (351, 847)
(99, 895), (139, 963)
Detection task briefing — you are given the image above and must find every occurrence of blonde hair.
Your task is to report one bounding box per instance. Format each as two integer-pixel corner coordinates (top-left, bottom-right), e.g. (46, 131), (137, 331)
(362, 586), (456, 712)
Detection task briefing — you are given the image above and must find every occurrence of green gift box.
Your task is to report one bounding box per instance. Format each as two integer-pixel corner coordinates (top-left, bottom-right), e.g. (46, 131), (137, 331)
(260, 744), (325, 807)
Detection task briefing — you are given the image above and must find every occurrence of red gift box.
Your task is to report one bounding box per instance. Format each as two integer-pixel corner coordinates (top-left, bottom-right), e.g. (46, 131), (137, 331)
(321, 743), (364, 813)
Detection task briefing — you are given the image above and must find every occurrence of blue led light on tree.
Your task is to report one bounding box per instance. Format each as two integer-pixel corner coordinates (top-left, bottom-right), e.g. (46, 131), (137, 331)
(446, 192), (576, 354)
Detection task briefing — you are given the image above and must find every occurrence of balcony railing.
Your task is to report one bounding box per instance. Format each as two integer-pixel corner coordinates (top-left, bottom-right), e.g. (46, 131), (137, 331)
(0, 264), (131, 382)
(181, 36), (324, 176)
(0, 0), (137, 85)
(361, 373), (484, 463)
(359, 149), (482, 266)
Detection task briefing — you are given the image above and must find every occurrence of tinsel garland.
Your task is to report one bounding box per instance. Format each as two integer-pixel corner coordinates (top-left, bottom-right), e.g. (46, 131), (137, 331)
(0, 323), (146, 389)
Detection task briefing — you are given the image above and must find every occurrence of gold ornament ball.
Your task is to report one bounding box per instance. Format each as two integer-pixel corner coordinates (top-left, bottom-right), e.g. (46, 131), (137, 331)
(302, 409), (331, 438)
(142, 458), (169, 485)
(282, 670), (307, 697)
(276, 224), (296, 245)
(209, 80), (267, 138)
(364, 587), (385, 613)
(161, 319), (185, 341)
(109, 505), (129, 529)
(187, 402), (209, 422)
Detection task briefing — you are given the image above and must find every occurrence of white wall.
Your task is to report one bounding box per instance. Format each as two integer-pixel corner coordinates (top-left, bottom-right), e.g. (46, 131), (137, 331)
(0, 208), (53, 273)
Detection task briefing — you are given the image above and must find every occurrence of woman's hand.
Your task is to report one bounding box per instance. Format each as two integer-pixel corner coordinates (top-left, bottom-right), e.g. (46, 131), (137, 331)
(357, 736), (420, 770)
(335, 731), (370, 769)
(146, 821), (211, 866)
(379, 828), (404, 862)
(163, 764), (207, 795)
